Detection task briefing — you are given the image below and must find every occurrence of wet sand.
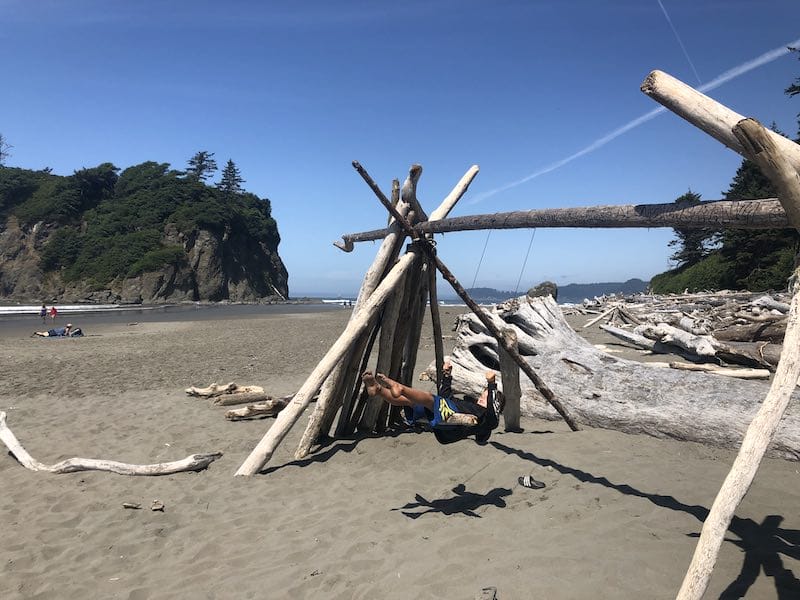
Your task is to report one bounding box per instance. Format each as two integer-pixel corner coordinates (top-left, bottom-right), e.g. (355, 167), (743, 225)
(1, 306), (798, 599)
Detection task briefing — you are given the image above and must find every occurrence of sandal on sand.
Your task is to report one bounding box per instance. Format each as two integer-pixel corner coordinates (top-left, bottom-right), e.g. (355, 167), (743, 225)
(518, 475), (545, 489)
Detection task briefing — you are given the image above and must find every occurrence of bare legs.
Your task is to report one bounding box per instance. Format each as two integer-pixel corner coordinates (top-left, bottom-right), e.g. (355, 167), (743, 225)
(361, 371), (434, 409)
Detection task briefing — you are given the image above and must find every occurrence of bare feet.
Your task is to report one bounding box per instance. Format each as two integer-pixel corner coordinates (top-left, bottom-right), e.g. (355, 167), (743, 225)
(485, 371), (496, 384)
(375, 373), (404, 399)
(362, 371), (381, 397)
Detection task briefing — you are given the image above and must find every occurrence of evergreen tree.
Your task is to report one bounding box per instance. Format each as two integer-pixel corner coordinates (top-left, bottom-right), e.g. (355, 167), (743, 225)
(667, 191), (713, 268)
(0, 133), (12, 167)
(218, 159), (244, 195)
(718, 157), (799, 290)
(185, 151), (218, 181)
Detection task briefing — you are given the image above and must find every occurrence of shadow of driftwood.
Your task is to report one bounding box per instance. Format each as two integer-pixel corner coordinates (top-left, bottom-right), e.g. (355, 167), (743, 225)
(392, 484), (512, 519)
(492, 441), (800, 598)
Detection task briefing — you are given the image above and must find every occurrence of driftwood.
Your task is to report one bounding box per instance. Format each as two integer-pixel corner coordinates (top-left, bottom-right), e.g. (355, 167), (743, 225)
(236, 251), (419, 476)
(674, 116), (800, 599)
(336, 198), (791, 248)
(225, 397), (291, 420)
(667, 362), (770, 379)
(425, 295), (800, 460)
(0, 411), (222, 475)
(185, 383), (265, 398)
(212, 391), (274, 406)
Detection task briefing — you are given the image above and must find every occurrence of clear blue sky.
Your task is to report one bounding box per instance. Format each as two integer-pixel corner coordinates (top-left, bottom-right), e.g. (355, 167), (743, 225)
(2, 1), (799, 297)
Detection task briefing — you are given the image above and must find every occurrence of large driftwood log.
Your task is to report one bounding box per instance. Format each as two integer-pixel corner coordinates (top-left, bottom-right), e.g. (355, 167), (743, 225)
(425, 296), (800, 460)
(1, 412), (221, 475)
(335, 198), (789, 247)
(225, 397), (290, 420)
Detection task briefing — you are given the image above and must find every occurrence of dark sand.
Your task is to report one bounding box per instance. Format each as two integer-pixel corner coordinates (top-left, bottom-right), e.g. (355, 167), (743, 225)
(1, 306), (798, 599)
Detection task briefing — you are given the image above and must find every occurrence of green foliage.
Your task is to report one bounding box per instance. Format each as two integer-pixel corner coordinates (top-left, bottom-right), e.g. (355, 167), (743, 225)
(185, 151), (218, 182)
(0, 133), (12, 166)
(218, 159), (244, 196)
(650, 252), (734, 294)
(0, 167), (52, 217)
(10, 159), (282, 290)
(127, 245), (186, 277)
(667, 190), (715, 268)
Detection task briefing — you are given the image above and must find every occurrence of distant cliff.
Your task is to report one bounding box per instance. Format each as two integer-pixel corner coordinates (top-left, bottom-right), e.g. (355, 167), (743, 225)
(0, 163), (289, 303)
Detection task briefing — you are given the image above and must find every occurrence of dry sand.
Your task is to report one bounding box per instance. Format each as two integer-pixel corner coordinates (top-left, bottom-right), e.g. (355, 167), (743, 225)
(1, 307), (798, 599)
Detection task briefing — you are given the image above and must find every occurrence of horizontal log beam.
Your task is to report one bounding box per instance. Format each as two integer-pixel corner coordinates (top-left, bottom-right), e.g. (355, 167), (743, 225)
(335, 198), (787, 250)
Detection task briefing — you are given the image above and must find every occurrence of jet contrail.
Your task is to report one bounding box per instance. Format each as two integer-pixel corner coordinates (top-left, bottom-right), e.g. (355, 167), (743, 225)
(470, 37), (800, 204)
(657, 0), (702, 85)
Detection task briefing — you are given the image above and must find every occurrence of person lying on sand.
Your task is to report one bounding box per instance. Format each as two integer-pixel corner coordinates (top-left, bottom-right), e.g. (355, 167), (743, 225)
(362, 361), (504, 444)
(33, 323), (83, 337)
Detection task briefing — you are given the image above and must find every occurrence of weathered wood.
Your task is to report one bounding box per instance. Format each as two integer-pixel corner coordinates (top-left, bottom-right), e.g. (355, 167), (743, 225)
(428, 255), (446, 387)
(636, 323), (717, 357)
(641, 70), (800, 171)
(295, 191), (411, 458)
(426, 296), (800, 460)
(213, 391), (274, 406)
(667, 362), (770, 380)
(225, 397), (290, 420)
(499, 328), (521, 431)
(0, 411), (221, 475)
(363, 181), (581, 431)
(335, 198), (789, 248)
(236, 252), (418, 476)
(600, 324), (704, 363)
(676, 117), (800, 600)
(186, 382), (263, 397)
(712, 321), (786, 343)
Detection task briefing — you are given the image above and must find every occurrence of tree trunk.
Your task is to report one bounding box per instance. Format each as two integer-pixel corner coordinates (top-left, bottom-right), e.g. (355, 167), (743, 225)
(335, 198), (788, 247)
(425, 295), (800, 460)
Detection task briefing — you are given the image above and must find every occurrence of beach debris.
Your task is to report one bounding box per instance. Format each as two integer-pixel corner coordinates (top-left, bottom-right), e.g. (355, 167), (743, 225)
(150, 500), (165, 512)
(476, 586), (497, 600)
(518, 475), (546, 490)
(185, 382), (274, 406)
(0, 411), (223, 476)
(225, 396), (292, 421)
(122, 502), (142, 510)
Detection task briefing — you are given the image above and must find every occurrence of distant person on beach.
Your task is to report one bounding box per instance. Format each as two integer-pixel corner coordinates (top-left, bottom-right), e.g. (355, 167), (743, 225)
(49, 305), (58, 320)
(362, 361), (504, 444)
(33, 323), (82, 337)
(39, 304), (47, 324)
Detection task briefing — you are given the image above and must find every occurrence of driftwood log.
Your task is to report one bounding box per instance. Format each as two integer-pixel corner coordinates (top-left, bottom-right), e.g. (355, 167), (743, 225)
(425, 295), (800, 460)
(225, 397), (291, 421)
(0, 411), (222, 475)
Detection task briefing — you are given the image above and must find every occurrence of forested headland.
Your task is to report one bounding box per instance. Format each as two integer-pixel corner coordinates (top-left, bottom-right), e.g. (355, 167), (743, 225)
(0, 150), (289, 303)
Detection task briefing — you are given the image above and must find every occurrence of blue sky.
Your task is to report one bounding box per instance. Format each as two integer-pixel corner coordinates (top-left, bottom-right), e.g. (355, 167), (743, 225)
(2, 1), (799, 297)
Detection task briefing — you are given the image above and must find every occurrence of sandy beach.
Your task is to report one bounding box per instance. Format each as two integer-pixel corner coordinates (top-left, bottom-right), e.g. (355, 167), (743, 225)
(1, 306), (799, 599)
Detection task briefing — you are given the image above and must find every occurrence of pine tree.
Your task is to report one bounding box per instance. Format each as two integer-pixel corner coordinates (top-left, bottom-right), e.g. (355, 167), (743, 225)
(185, 151), (218, 182)
(667, 191), (713, 268)
(218, 159), (244, 196)
(0, 134), (12, 167)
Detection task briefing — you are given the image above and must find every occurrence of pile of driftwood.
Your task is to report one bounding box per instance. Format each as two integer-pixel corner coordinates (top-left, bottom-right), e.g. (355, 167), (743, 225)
(426, 294), (800, 461)
(185, 382), (291, 420)
(564, 290), (790, 375)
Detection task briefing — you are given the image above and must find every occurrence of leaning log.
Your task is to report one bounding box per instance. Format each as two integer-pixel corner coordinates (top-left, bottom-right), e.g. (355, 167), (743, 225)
(425, 295), (800, 460)
(236, 252), (418, 476)
(1, 412), (221, 475)
(335, 198), (789, 248)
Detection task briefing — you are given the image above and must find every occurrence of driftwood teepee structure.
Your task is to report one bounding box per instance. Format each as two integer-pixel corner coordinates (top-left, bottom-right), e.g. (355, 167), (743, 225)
(235, 69), (800, 599)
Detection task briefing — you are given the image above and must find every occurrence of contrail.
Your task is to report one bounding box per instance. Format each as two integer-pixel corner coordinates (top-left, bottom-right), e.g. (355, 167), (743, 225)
(470, 37), (800, 204)
(657, 0), (702, 85)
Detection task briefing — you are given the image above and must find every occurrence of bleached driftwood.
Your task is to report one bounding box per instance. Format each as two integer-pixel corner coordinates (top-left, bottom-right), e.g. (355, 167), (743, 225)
(425, 295), (800, 460)
(635, 323), (717, 357)
(225, 397), (290, 420)
(0, 411), (221, 475)
(236, 252), (418, 476)
(213, 391), (273, 406)
(676, 116), (800, 600)
(668, 362), (770, 379)
(185, 383), (264, 398)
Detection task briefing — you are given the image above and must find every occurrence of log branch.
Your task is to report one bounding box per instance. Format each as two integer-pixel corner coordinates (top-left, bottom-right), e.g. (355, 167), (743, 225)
(0, 411), (221, 475)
